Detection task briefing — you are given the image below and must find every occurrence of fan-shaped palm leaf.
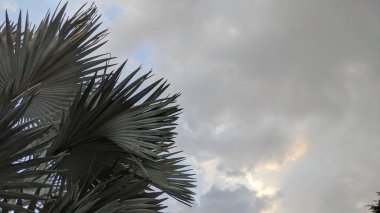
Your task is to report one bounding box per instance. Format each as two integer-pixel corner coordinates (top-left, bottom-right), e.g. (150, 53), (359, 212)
(0, 2), (195, 212)
(0, 3), (110, 118)
(46, 62), (194, 206)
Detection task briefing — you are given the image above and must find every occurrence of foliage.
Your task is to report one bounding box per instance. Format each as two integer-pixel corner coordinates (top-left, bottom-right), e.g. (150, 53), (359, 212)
(0, 2), (195, 212)
(368, 192), (380, 213)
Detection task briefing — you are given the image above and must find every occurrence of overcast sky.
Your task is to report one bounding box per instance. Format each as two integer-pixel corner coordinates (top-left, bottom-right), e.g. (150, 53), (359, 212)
(2, 0), (380, 212)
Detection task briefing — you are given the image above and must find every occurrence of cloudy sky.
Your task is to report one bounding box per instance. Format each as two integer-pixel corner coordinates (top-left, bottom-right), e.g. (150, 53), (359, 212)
(2, 0), (380, 212)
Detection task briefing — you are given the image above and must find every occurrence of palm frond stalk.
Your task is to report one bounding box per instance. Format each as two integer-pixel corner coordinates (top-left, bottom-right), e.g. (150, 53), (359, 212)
(0, 3), (195, 212)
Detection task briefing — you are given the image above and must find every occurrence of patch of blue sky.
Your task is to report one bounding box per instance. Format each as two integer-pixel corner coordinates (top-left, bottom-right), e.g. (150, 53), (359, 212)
(133, 43), (155, 66)
(102, 5), (122, 21)
(2, 1), (119, 23)
(1, 0), (60, 23)
(2, 1), (122, 36)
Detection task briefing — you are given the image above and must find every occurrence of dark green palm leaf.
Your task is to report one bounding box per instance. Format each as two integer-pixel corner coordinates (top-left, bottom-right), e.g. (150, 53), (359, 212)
(46, 63), (194, 206)
(0, 2), (195, 212)
(0, 3), (110, 119)
(42, 169), (165, 213)
(0, 87), (61, 212)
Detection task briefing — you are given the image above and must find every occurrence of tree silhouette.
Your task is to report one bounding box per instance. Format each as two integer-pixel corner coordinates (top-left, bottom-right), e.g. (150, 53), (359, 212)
(368, 192), (380, 213)
(0, 2), (195, 212)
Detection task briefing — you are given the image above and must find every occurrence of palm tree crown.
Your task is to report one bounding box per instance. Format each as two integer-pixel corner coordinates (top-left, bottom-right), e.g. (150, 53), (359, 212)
(0, 3), (195, 212)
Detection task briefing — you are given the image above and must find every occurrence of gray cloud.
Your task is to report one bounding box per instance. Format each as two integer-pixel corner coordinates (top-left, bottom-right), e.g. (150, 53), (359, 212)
(178, 185), (275, 213)
(97, 0), (380, 212)
(197, 185), (272, 213)
(18, 0), (380, 212)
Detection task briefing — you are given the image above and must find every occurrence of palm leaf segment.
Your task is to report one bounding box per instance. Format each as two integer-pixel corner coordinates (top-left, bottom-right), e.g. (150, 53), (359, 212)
(0, 3), (195, 213)
(0, 3), (109, 118)
(0, 84), (63, 213)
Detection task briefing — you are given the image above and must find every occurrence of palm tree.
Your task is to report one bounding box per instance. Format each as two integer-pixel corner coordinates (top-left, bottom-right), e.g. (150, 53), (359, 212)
(368, 192), (380, 213)
(0, 2), (195, 212)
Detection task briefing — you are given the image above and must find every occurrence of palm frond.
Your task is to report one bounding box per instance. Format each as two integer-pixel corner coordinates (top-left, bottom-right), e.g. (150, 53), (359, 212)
(42, 169), (166, 213)
(0, 2), (195, 212)
(0, 87), (61, 212)
(46, 63), (195, 206)
(0, 3), (110, 118)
